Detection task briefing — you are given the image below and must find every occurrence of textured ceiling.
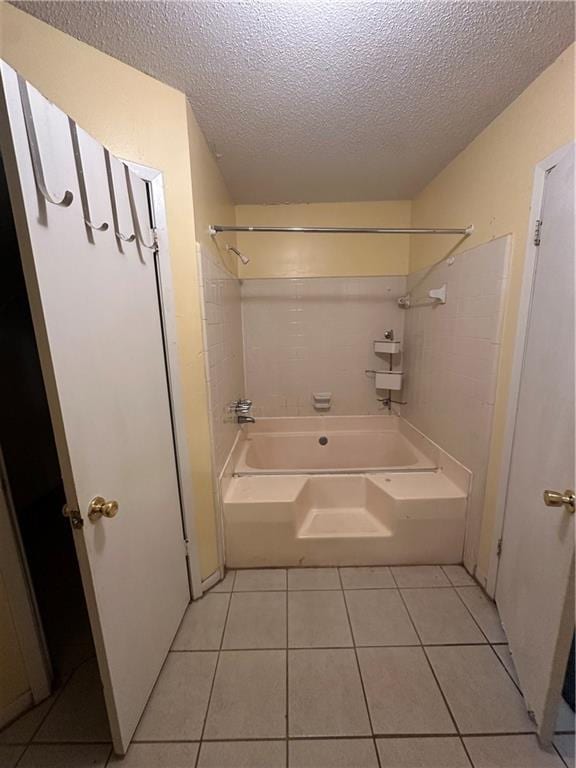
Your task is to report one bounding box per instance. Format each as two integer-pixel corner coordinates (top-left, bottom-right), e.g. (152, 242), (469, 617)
(12, 1), (575, 203)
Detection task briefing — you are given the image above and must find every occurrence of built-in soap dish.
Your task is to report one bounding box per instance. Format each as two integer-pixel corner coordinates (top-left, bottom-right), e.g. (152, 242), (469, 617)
(313, 392), (332, 411)
(374, 340), (401, 354)
(375, 371), (403, 390)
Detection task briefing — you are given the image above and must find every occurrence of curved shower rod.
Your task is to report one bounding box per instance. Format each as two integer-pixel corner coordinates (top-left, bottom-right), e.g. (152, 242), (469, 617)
(209, 224), (474, 235)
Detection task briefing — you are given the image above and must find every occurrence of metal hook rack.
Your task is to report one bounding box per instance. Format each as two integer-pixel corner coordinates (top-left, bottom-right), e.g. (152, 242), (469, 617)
(68, 119), (108, 234)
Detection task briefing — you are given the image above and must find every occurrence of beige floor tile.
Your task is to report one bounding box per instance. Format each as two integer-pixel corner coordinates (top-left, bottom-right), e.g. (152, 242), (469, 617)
(288, 591), (352, 647)
(223, 592), (286, 649)
(402, 588), (486, 645)
(18, 744), (110, 767)
(345, 589), (419, 646)
(211, 570), (236, 592)
(172, 593), (229, 650)
(108, 743), (199, 766)
(288, 568), (340, 590)
(0, 699), (54, 744)
(0, 745), (25, 768)
(198, 740), (286, 767)
(376, 737), (471, 767)
(442, 565), (477, 587)
(289, 738), (379, 767)
(358, 647), (455, 734)
(134, 652), (217, 741)
(426, 646), (535, 734)
(554, 733), (575, 766)
(339, 566), (395, 590)
(204, 650), (286, 739)
(34, 660), (110, 743)
(288, 649), (371, 737)
(492, 644), (520, 685)
(464, 735), (566, 767)
(391, 566), (451, 588)
(456, 587), (506, 643)
(234, 569), (287, 591)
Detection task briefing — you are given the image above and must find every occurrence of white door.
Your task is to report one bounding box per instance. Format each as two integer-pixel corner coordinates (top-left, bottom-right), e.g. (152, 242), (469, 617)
(496, 146), (574, 742)
(0, 63), (190, 754)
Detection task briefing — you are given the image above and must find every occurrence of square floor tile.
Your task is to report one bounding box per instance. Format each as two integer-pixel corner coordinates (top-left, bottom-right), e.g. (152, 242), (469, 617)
(556, 699), (575, 732)
(289, 649), (371, 736)
(456, 587), (506, 643)
(345, 589), (419, 646)
(426, 646), (535, 734)
(289, 738), (379, 767)
(391, 566), (451, 588)
(288, 591), (352, 647)
(18, 745), (110, 767)
(34, 660), (110, 743)
(134, 652), (217, 741)
(0, 699), (54, 744)
(223, 592), (286, 649)
(204, 650), (286, 739)
(198, 741), (286, 767)
(554, 733), (575, 766)
(402, 588), (486, 644)
(0, 745), (25, 768)
(108, 743), (199, 767)
(211, 570), (236, 592)
(358, 647), (455, 734)
(234, 569), (287, 591)
(442, 565), (477, 587)
(288, 568), (340, 590)
(492, 645), (519, 685)
(339, 566), (395, 589)
(464, 735), (566, 767)
(172, 593), (229, 650)
(376, 737), (471, 767)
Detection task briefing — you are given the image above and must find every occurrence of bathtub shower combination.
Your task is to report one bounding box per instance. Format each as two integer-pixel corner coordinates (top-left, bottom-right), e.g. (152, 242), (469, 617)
(223, 416), (470, 567)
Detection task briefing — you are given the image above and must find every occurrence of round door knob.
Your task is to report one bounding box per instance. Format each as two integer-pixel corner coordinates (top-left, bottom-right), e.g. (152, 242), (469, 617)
(88, 496), (119, 522)
(543, 489), (575, 513)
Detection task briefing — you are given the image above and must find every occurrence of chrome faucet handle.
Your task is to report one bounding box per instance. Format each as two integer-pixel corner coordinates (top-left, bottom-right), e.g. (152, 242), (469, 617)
(238, 398), (252, 407)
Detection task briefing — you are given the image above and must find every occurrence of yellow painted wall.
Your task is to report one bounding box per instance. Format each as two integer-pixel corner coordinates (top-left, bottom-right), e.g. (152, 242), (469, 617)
(410, 43), (575, 581)
(236, 201), (411, 277)
(0, 572), (28, 713)
(0, 3), (227, 583)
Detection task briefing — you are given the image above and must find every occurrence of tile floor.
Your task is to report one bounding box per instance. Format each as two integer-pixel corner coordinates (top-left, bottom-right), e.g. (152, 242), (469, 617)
(1, 566), (574, 768)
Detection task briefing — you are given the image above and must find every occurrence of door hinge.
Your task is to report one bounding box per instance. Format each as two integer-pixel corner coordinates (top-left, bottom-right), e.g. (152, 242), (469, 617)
(496, 538), (503, 558)
(533, 219), (543, 247)
(183, 538), (190, 557)
(62, 504), (84, 529)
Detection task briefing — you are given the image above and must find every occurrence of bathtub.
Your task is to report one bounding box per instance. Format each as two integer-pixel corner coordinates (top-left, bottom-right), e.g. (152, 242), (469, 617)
(235, 415), (436, 474)
(222, 416), (471, 567)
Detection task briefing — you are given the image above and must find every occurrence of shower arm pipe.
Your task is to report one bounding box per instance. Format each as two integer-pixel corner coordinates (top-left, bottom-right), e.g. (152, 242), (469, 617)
(209, 224), (474, 236)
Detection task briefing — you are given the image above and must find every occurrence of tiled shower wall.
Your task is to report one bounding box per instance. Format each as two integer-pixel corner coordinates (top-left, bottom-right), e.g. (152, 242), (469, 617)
(402, 236), (510, 568)
(241, 277), (407, 416)
(198, 246), (245, 474)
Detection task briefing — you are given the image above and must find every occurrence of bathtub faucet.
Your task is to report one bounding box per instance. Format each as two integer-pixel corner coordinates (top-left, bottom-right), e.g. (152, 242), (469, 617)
(237, 414), (256, 424)
(229, 398), (256, 424)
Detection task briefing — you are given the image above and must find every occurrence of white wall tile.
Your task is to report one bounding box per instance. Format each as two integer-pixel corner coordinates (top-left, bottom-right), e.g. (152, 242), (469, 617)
(241, 277), (408, 416)
(402, 237), (510, 567)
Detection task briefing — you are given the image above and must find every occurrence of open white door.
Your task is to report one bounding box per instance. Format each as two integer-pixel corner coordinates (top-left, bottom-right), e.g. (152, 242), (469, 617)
(496, 145), (574, 742)
(0, 63), (191, 754)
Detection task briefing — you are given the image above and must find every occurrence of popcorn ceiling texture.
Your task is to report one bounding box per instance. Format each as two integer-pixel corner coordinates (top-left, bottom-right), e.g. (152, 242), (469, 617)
(12, 1), (575, 204)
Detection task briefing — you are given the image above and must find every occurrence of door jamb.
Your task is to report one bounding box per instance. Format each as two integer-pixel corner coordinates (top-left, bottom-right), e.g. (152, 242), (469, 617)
(124, 160), (203, 600)
(485, 141), (575, 598)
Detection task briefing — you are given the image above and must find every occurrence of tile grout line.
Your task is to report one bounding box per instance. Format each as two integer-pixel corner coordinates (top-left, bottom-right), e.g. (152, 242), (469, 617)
(285, 573), (289, 767)
(193, 577), (235, 768)
(392, 571), (476, 768)
(451, 584), (498, 645)
(337, 569), (383, 768)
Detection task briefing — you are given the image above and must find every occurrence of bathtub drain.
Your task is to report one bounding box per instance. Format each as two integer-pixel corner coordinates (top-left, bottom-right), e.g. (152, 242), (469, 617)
(318, 436), (328, 446)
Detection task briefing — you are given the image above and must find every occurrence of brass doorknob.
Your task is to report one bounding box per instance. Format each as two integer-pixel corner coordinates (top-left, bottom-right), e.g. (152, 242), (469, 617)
(88, 496), (119, 522)
(543, 489), (575, 514)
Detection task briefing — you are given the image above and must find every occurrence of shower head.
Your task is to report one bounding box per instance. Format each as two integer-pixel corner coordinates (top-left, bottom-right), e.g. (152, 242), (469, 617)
(227, 245), (250, 265)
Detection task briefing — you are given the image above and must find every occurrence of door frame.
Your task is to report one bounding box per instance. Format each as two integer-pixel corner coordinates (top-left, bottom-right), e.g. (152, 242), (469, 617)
(486, 141), (575, 598)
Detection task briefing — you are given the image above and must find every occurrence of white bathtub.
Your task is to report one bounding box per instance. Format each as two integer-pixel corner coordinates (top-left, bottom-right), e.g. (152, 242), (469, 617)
(235, 415), (436, 474)
(223, 416), (471, 567)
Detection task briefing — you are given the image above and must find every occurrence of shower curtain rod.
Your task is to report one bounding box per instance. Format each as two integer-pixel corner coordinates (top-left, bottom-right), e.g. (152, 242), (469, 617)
(209, 224), (473, 235)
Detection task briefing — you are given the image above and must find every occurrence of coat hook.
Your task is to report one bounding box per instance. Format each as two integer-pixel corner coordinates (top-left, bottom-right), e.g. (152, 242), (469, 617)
(124, 165), (156, 250)
(17, 75), (74, 208)
(103, 149), (136, 244)
(68, 119), (108, 234)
